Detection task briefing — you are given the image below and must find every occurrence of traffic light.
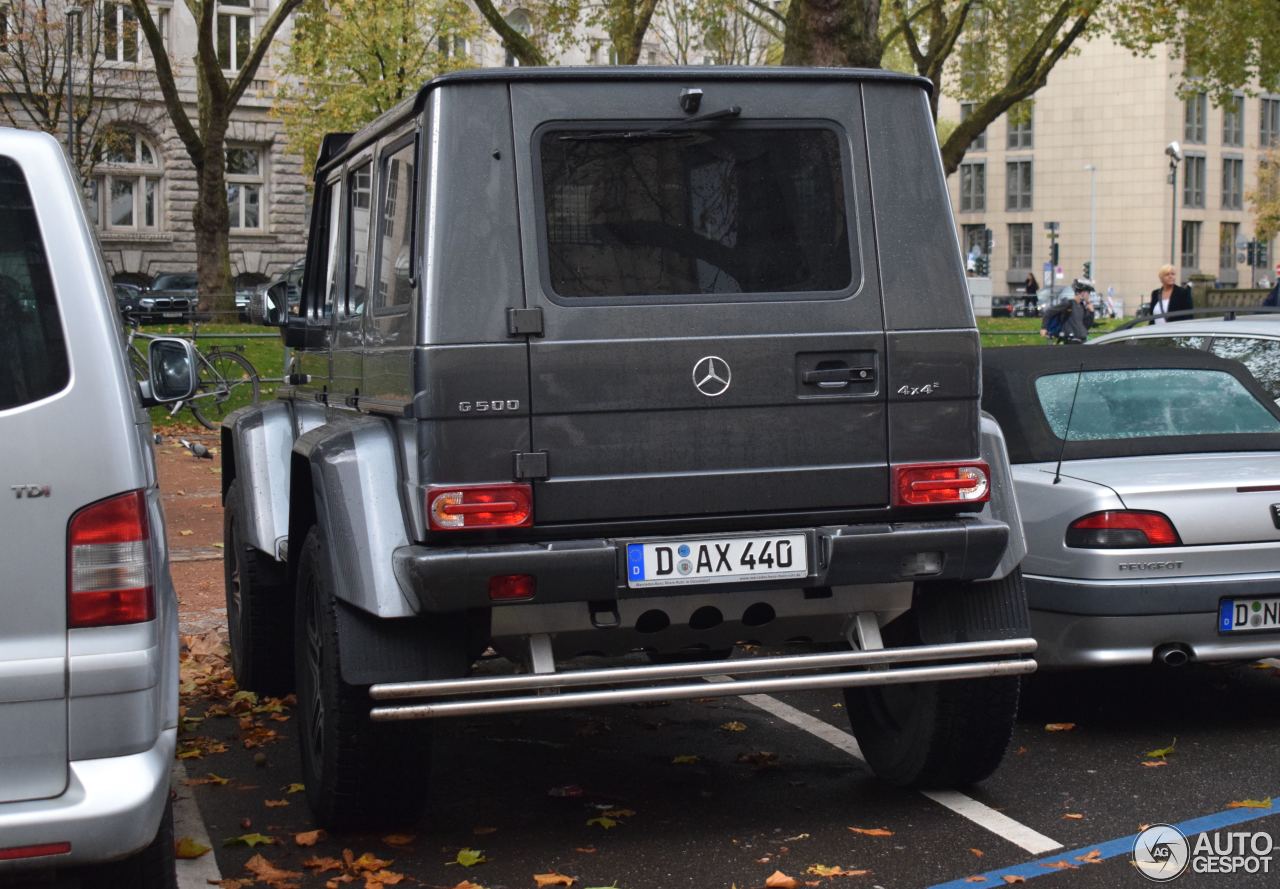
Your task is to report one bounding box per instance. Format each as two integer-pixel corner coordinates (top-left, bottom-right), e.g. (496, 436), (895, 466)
(1259, 242), (1269, 267)
(1051, 242), (1059, 266)
(1083, 261), (1092, 279)
(975, 255), (989, 276)
(1248, 242), (1257, 266)
(983, 228), (993, 254)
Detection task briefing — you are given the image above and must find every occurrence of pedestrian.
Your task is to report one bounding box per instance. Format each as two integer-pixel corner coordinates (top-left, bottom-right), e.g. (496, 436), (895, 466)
(1263, 262), (1280, 307)
(1023, 272), (1039, 315)
(1148, 264), (1192, 323)
(1041, 278), (1095, 344)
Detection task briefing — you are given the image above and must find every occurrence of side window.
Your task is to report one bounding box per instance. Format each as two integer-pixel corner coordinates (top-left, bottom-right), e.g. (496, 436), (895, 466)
(320, 179), (341, 318)
(0, 156), (70, 411)
(1208, 336), (1280, 400)
(347, 161), (372, 316)
(1116, 335), (1208, 351)
(374, 140), (416, 312)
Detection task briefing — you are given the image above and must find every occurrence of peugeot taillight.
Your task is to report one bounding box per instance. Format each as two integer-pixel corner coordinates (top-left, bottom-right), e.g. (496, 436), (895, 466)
(67, 490), (154, 628)
(427, 483), (533, 531)
(1066, 511), (1181, 548)
(892, 462), (991, 507)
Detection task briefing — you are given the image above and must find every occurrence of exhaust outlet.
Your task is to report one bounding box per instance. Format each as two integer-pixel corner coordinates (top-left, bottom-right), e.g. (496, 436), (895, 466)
(1155, 644), (1191, 667)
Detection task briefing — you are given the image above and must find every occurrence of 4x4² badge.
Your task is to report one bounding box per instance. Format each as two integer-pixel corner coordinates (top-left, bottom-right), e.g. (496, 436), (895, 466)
(692, 355), (731, 397)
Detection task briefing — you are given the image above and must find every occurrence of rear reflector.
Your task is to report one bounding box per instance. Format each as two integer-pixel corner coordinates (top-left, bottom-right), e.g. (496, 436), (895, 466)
(428, 483), (533, 530)
(893, 462), (990, 507)
(489, 574), (535, 601)
(1066, 510), (1181, 548)
(67, 490), (154, 628)
(0, 841), (71, 861)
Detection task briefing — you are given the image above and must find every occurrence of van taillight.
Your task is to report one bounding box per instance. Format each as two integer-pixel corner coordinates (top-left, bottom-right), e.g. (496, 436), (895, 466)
(892, 462), (990, 507)
(67, 490), (154, 628)
(1066, 511), (1180, 548)
(427, 484), (533, 530)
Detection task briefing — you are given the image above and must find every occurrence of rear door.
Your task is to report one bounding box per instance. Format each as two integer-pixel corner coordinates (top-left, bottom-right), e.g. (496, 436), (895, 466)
(0, 154), (71, 802)
(511, 79), (887, 525)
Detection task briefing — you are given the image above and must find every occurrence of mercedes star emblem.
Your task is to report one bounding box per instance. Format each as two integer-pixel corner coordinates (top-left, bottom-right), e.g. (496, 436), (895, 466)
(692, 355), (732, 397)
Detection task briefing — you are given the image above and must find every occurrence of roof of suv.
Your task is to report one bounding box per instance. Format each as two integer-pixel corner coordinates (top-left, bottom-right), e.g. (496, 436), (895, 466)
(324, 65), (934, 175)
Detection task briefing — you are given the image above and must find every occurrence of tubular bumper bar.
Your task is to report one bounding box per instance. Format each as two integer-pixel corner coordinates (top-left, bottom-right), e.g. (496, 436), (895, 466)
(369, 637), (1037, 720)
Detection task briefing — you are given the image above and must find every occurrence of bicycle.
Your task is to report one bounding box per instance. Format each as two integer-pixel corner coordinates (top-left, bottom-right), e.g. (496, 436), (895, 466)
(125, 319), (261, 428)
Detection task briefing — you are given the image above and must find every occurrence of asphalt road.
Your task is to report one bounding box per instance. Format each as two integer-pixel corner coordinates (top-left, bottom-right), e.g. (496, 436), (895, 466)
(174, 656), (1280, 889)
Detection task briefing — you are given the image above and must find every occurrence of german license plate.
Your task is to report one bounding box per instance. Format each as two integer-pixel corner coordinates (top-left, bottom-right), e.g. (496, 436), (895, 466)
(625, 534), (807, 589)
(1218, 598), (1280, 633)
(162, 312), (182, 318)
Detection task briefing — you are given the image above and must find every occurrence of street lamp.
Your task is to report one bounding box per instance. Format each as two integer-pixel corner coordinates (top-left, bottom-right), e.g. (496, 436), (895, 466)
(64, 4), (82, 159)
(1165, 141), (1183, 269)
(1083, 163), (1097, 283)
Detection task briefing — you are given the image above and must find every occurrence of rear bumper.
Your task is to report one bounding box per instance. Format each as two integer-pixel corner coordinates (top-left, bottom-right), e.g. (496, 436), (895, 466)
(0, 728), (174, 872)
(395, 516), (1010, 613)
(1026, 572), (1280, 667)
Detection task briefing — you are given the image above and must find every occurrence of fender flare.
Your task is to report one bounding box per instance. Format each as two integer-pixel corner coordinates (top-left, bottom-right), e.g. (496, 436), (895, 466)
(221, 401), (297, 560)
(288, 413), (420, 618)
(977, 410), (1026, 582)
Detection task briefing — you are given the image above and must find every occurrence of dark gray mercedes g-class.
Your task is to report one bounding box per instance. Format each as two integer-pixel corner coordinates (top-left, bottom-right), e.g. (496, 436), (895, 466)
(225, 67), (1034, 829)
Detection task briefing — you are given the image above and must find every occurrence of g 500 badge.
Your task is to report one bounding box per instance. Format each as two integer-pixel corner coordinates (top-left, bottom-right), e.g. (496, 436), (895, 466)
(458, 400), (520, 413)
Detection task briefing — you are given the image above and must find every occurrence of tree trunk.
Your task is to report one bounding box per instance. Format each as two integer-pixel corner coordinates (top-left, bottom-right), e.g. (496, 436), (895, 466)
(193, 134), (233, 316)
(782, 0), (883, 68)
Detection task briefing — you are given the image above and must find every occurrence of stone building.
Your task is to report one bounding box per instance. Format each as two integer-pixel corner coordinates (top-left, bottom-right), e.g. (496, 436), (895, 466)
(938, 36), (1279, 312)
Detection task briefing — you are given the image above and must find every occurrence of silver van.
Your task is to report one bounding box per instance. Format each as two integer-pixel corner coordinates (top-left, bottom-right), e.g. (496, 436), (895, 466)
(0, 128), (196, 886)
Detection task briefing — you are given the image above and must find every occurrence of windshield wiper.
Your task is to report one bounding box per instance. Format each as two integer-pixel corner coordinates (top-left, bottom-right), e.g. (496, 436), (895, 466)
(560, 105), (743, 142)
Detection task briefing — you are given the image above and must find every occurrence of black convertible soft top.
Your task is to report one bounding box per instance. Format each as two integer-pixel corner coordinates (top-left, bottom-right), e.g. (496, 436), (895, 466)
(981, 345), (1280, 464)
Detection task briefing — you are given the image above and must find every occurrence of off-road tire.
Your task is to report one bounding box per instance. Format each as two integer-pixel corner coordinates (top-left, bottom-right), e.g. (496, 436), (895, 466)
(224, 482), (293, 695)
(80, 798), (177, 889)
(294, 527), (434, 830)
(844, 570), (1025, 788)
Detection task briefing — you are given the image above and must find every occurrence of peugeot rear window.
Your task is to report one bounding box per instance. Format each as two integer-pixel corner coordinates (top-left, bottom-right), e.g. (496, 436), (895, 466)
(538, 125), (854, 299)
(1035, 368), (1280, 441)
(0, 156), (69, 411)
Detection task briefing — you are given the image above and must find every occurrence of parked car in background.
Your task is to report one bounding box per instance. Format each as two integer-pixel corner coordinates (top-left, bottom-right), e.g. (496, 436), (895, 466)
(981, 344), (1280, 669)
(0, 127), (198, 887)
(114, 281), (142, 318)
(1091, 309), (1280, 401)
(263, 258), (303, 320)
(126, 271), (197, 323)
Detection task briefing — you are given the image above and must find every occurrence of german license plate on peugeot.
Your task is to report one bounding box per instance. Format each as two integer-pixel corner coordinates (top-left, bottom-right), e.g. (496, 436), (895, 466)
(1219, 598), (1280, 633)
(625, 534), (808, 589)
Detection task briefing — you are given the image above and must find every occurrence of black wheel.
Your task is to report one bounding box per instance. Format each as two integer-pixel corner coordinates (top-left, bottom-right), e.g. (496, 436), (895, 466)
(294, 527), (447, 829)
(80, 797), (176, 889)
(190, 350), (260, 430)
(844, 571), (1025, 788)
(224, 481), (293, 696)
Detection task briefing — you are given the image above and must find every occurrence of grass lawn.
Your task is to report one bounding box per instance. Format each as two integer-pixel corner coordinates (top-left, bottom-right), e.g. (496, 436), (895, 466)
(978, 315), (1130, 347)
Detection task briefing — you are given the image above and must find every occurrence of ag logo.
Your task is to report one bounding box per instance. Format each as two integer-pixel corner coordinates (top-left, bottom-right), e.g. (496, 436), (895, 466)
(692, 355), (731, 397)
(1133, 823), (1189, 882)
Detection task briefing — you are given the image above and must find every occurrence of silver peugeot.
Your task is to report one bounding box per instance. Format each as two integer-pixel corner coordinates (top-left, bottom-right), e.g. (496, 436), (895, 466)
(982, 345), (1280, 668)
(0, 129), (196, 884)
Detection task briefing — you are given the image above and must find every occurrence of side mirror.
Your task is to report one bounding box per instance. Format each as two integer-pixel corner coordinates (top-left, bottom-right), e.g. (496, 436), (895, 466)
(141, 337), (199, 405)
(250, 285), (284, 327)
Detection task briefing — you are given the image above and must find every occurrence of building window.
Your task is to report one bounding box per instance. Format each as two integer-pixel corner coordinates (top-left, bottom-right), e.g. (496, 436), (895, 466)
(959, 162), (985, 212)
(1223, 95), (1244, 146)
(960, 102), (985, 151)
(1220, 222), (1239, 270)
(1262, 98), (1280, 149)
(1183, 154), (1205, 208)
(1006, 159), (1032, 211)
(1181, 220), (1201, 271)
(435, 34), (469, 60)
(1009, 223), (1033, 269)
(1184, 92), (1206, 143)
(226, 145), (263, 230)
(504, 9), (531, 67)
(216, 0), (253, 72)
(102, 2), (138, 63)
(1006, 101), (1033, 150)
(88, 130), (161, 231)
(1222, 157), (1244, 210)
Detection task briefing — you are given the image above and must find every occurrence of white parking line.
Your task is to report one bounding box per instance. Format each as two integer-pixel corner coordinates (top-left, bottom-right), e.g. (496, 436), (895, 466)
(172, 761), (222, 889)
(737, 692), (1063, 856)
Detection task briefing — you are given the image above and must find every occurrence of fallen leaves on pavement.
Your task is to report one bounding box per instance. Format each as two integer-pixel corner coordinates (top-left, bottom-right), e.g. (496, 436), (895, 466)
(806, 864), (869, 877)
(764, 871), (798, 889)
(1143, 738), (1177, 759)
(1062, 813), (1084, 820)
(720, 721), (748, 732)
(847, 827), (893, 837)
(1227, 797), (1272, 809)
(223, 833), (277, 848)
(1140, 761), (1169, 768)
(174, 837), (211, 859)
(1044, 723), (1075, 733)
(243, 852), (303, 887)
(533, 874), (577, 887)
(1039, 860), (1076, 870)
(295, 830), (324, 847)
(1076, 849), (1103, 864)
(453, 848), (486, 867)
(381, 834), (415, 846)
(671, 754), (700, 765)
